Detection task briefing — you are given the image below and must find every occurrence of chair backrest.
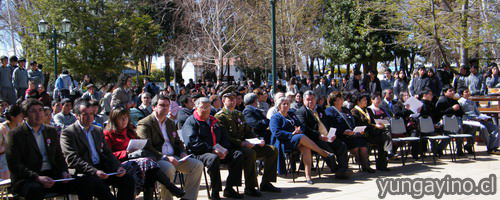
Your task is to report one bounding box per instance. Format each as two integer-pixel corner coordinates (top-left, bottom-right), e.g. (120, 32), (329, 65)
(442, 115), (460, 133)
(390, 117), (406, 135)
(178, 129), (187, 144)
(419, 116), (435, 134)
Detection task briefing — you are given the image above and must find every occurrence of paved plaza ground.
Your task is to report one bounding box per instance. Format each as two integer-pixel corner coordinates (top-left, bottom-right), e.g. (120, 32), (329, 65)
(149, 143), (499, 200)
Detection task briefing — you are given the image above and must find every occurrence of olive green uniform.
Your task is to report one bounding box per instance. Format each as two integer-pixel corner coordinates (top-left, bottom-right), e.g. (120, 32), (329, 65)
(215, 107), (278, 189)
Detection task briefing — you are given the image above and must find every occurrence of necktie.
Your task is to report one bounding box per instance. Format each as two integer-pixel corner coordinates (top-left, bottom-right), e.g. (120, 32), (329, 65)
(313, 111), (328, 136)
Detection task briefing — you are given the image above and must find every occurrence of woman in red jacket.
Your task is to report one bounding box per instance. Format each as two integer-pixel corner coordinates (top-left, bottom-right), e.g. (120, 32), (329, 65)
(104, 107), (184, 200)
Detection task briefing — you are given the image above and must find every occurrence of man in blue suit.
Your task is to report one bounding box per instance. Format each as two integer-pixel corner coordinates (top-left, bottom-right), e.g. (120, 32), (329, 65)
(243, 93), (271, 144)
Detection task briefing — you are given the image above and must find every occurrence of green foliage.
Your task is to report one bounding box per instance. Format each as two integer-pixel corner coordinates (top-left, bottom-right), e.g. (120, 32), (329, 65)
(321, 0), (399, 66)
(19, 0), (161, 83)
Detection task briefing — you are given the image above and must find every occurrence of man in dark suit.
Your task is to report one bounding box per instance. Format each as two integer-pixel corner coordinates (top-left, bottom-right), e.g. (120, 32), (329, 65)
(380, 88), (397, 118)
(295, 91), (350, 179)
(6, 99), (93, 200)
(60, 99), (135, 200)
(137, 94), (203, 200)
(243, 93), (271, 144)
(183, 97), (244, 200)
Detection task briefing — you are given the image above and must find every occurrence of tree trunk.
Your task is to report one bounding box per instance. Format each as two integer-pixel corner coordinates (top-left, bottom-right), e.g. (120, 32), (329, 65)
(346, 64), (351, 77)
(164, 55), (171, 86)
(174, 57), (183, 83)
(460, 0), (469, 67)
(307, 57), (314, 80)
(430, 0), (450, 66)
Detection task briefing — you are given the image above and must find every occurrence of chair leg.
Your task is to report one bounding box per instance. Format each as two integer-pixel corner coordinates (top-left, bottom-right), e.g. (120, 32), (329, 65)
(451, 138), (457, 162)
(203, 167), (211, 199)
(401, 142), (407, 166)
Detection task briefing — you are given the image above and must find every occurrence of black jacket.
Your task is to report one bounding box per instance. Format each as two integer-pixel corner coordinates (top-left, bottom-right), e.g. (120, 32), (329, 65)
(435, 96), (464, 121)
(295, 106), (325, 141)
(182, 115), (231, 155)
(177, 108), (194, 129)
(7, 123), (68, 191)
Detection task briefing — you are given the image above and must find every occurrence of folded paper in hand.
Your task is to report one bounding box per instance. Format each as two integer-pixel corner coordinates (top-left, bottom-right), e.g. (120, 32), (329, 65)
(374, 119), (390, 126)
(476, 114), (491, 120)
(327, 128), (336, 142)
(404, 97), (423, 114)
(213, 144), (228, 154)
(53, 178), (75, 182)
(179, 154), (193, 162)
(245, 138), (262, 145)
(126, 139), (148, 152)
(353, 126), (366, 133)
(106, 172), (120, 176)
(463, 120), (482, 127)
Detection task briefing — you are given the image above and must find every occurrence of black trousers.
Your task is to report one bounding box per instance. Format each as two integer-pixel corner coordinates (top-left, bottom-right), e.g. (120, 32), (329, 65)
(239, 145), (278, 189)
(366, 132), (390, 169)
(312, 138), (349, 172)
(86, 173), (136, 200)
(14, 171), (93, 200)
(194, 150), (243, 193)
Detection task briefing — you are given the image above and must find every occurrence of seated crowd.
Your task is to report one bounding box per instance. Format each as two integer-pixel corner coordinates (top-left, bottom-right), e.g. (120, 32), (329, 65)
(0, 56), (499, 200)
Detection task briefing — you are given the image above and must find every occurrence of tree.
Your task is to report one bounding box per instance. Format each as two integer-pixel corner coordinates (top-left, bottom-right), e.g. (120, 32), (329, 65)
(17, 0), (161, 83)
(321, 0), (398, 73)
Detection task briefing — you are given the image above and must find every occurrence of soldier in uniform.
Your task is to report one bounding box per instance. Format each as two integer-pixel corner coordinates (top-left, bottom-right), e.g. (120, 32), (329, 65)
(215, 86), (281, 197)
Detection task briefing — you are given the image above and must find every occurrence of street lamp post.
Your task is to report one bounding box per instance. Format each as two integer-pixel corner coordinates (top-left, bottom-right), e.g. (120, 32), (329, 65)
(38, 18), (71, 80)
(270, 0), (277, 95)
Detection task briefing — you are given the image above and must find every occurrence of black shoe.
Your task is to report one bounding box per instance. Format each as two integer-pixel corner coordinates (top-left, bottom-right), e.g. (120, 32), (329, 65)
(456, 150), (465, 157)
(362, 167), (376, 173)
(244, 188), (262, 197)
(260, 182), (281, 193)
(465, 145), (473, 154)
(224, 188), (244, 199)
(167, 183), (186, 198)
(335, 170), (353, 179)
(211, 192), (221, 200)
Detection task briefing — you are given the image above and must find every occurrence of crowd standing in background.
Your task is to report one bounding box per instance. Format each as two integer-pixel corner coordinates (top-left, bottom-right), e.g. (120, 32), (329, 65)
(0, 54), (500, 199)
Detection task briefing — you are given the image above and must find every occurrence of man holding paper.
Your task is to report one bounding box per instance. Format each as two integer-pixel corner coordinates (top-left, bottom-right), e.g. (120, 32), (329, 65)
(7, 99), (93, 200)
(215, 87), (280, 197)
(60, 99), (135, 200)
(183, 97), (244, 200)
(295, 91), (350, 179)
(136, 94), (203, 200)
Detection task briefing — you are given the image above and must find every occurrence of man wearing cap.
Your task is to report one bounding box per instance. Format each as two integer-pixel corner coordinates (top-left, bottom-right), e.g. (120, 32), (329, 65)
(28, 61), (45, 87)
(215, 86), (280, 197)
(81, 84), (101, 101)
(53, 98), (77, 129)
(0, 56), (16, 105)
(12, 58), (29, 99)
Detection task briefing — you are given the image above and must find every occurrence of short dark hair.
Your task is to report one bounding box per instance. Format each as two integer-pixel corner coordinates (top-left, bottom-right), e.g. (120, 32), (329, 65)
(152, 94), (170, 107)
(21, 99), (44, 116)
(73, 99), (92, 115)
(89, 99), (100, 107)
(4, 105), (22, 121)
(418, 88), (432, 99)
(354, 93), (369, 105)
(9, 56), (18, 62)
(457, 87), (469, 96)
(353, 70), (362, 75)
(370, 92), (381, 100)
(385, 68), (392, 73)
(442, 85), (454, 93)
(179, 95), (191, 108)
(327, 91), (343, 106)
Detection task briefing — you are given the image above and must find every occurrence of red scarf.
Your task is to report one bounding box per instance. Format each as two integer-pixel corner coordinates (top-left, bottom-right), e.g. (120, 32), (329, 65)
(193, 111), (218, 146)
